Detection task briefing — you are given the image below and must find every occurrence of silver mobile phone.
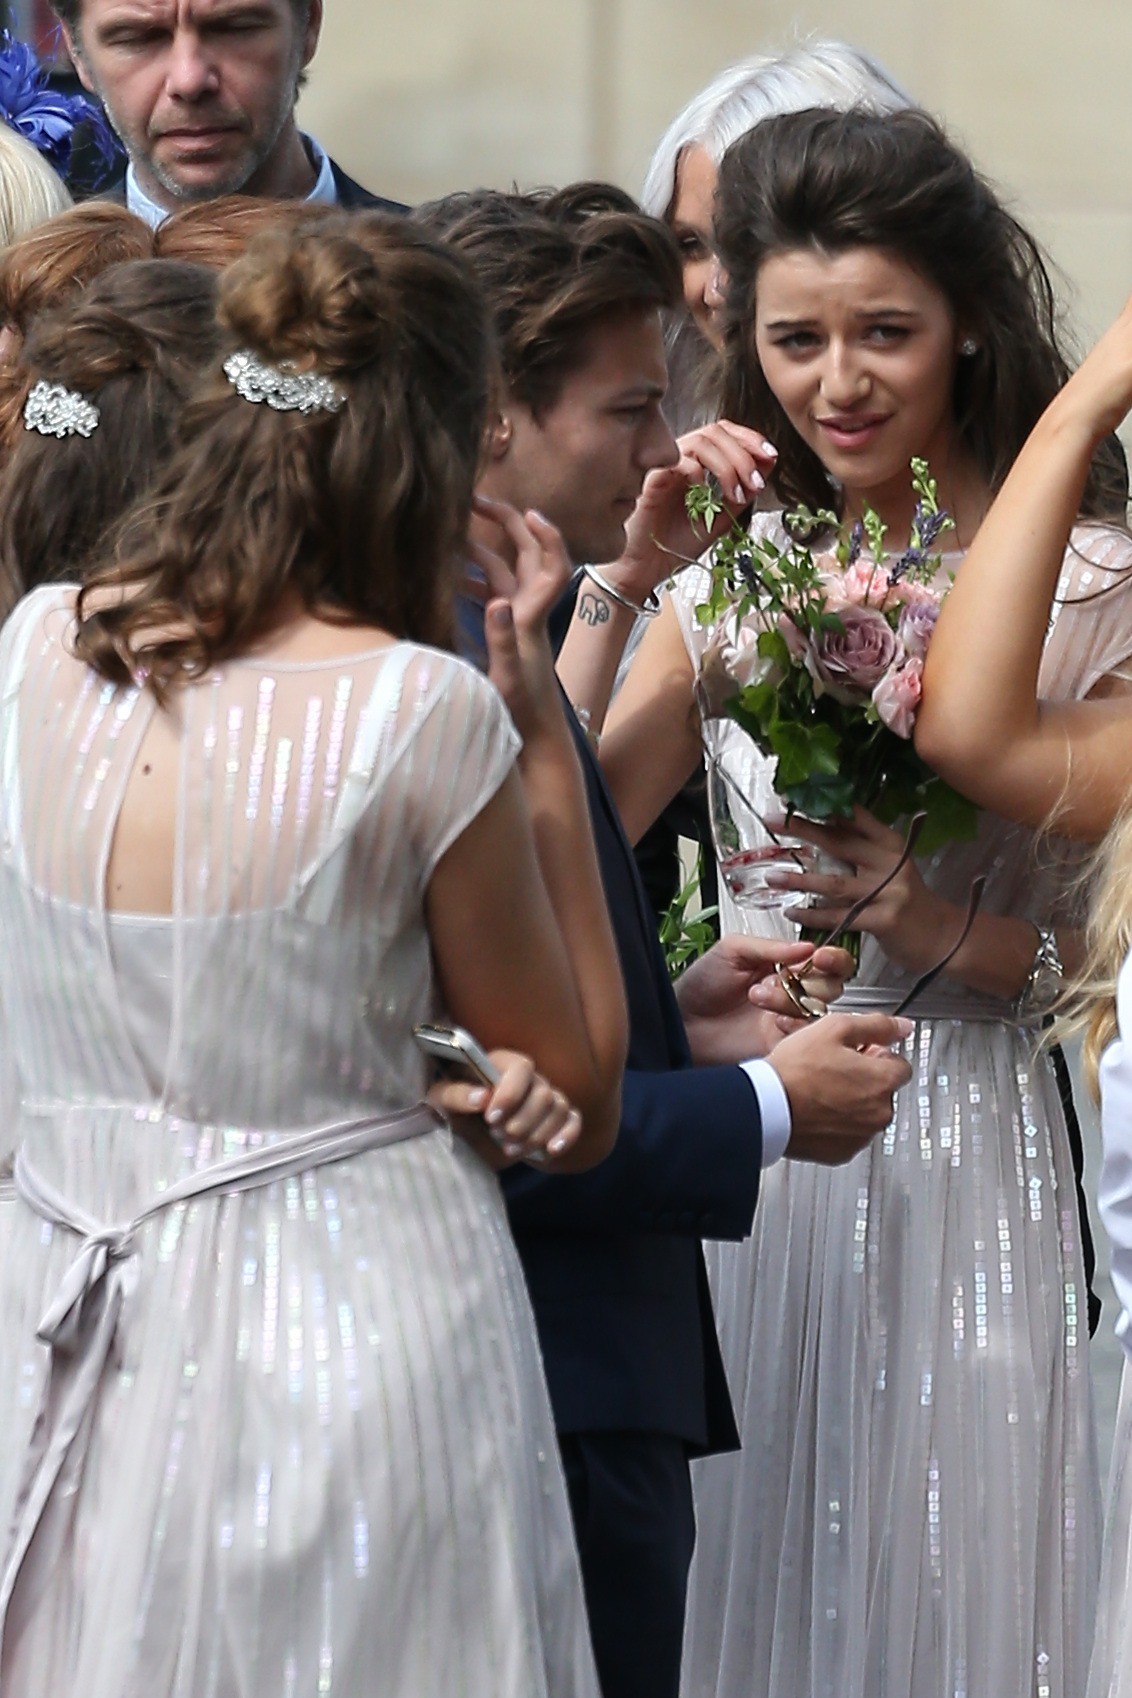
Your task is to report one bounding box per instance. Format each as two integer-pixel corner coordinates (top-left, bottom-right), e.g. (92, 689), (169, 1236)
(413, 1023), (501, 1088)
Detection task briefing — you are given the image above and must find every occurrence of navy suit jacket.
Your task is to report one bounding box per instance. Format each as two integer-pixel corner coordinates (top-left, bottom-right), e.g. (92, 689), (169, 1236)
(503, 718), (763, 1455)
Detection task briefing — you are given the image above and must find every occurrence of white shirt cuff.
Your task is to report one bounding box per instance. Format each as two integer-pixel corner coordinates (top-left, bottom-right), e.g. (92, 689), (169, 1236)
(739, 1059), (792, 1167)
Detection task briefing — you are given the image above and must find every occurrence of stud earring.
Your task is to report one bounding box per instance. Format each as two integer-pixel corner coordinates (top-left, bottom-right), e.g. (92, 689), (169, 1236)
(959, 337), (979, 357)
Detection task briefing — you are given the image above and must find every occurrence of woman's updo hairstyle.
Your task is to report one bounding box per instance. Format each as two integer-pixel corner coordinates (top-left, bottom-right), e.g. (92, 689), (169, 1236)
(0, 259), (220, 617)
(77, 212), (495, 696)
(0, 202), (155, 450)
(716, 107), (1125, 519)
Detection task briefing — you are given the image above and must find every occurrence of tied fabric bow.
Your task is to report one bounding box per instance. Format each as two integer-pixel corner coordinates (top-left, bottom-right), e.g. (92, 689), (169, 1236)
(0, 1103), (443, 1674)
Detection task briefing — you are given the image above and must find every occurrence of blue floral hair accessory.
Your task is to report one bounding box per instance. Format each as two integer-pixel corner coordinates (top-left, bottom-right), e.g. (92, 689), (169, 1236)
(0, 32), (120, 180)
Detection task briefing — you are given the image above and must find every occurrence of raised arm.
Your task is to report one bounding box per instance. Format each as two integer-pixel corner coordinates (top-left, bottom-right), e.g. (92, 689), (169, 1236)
(427, 763), (624, 1172)
(556, 420), (774, 735)
(917, 299), (1132, 840)
(427, 501), (628, 1171)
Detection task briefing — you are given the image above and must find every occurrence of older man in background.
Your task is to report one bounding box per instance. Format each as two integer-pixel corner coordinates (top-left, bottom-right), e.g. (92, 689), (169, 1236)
(52, 0), (402, 222)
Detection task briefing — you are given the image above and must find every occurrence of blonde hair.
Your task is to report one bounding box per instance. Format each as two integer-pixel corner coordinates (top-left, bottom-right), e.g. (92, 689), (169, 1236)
(1052, 804), (1132, 1099)
(0, 121), (71, 245)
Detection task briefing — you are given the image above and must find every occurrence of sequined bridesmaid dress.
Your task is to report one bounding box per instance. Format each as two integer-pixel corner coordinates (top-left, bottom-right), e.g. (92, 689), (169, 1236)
(672, 519), (1132, 1698)
(0, 586), (599, 1698)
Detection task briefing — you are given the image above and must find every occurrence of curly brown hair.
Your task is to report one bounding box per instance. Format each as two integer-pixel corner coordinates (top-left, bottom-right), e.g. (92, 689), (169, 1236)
(0, 203), (154, 448)
(0, 259), (220, 618)
(417, 184), (682, 417)
(715, 106), (1126, 521)
(156, 195), (336, 267)
(74, 212), (494, 697)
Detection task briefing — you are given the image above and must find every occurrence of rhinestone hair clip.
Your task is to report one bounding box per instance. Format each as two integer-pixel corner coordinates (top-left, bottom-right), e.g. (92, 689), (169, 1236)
(23, 380), (100, 439)
(223, 350), (346, 416)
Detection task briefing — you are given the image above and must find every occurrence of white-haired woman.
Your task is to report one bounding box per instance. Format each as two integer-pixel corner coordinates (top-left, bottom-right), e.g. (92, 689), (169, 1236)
(640, 41), (910, 430)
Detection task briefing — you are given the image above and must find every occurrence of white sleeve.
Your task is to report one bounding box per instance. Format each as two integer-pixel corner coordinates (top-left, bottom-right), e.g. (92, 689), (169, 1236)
(739, 1057), (792, 1167)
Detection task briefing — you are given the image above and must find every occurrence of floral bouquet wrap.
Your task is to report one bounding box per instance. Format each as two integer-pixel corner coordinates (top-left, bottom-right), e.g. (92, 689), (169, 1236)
(689, 458), (978, 900)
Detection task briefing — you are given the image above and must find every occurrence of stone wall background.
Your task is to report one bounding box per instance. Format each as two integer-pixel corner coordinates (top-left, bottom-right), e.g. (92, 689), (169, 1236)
(300, 0), (1132, 356)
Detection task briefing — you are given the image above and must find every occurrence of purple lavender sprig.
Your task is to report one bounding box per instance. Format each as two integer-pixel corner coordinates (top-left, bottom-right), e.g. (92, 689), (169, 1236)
(887, 461), (954, 587)
(0, 32), (121, 179)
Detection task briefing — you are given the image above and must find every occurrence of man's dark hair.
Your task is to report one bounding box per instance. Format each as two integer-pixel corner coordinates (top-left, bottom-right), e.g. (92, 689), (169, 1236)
(417, 183), (682, 416)
(53, 0), (312, 41)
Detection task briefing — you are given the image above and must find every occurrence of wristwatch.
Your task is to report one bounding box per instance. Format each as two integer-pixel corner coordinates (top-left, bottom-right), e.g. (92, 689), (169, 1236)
(1016, 925), (1064, 1019)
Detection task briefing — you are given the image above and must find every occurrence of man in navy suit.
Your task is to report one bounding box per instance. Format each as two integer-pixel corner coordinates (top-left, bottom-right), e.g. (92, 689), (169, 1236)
(52, 0), (403, 223)
(426, 187), (912, 1698)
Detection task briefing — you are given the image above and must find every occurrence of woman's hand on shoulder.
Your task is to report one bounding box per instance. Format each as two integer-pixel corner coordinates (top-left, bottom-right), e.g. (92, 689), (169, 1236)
(427, 1048), (583, 1169)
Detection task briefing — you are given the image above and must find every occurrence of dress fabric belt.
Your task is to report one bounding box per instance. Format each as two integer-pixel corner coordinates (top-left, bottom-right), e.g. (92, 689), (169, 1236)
(833, 983), (1036, 1026)
(0, 1100), (443, 1671)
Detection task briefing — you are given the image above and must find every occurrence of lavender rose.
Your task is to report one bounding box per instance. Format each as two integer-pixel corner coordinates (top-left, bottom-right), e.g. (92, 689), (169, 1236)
(896, 593), (940, 660)
(805, 606), (899, 704)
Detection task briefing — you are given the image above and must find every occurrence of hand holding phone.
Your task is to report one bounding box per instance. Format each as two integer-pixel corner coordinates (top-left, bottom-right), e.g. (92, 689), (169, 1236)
(414, 1025), (582, 1164)
(414, 1023), (501, 1087)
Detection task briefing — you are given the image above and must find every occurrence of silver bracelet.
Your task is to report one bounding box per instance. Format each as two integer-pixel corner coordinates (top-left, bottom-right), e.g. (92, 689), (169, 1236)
(581, 563), (663, 619)
(571, 702), (601, 753)
(1015, 923), (1065, 1020)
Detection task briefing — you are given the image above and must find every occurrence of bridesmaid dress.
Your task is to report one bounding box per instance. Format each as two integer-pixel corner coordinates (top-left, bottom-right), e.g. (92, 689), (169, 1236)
(0, 584), (599, 1698)
(673, 517), (1132, 1698)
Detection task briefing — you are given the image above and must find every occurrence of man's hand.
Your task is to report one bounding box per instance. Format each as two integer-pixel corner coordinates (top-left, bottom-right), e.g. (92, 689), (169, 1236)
(675, 935), (856, 1064)
(769, 1012), (914, 1166)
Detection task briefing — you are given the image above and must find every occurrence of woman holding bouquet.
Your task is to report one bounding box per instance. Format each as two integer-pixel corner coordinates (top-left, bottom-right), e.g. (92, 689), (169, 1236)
(557, 107), (1132, 1697)
(914, 291), (1132, 1698)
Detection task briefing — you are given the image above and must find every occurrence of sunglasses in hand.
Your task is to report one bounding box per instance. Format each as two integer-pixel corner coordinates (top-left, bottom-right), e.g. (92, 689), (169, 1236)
(775, 811), (987, 1023)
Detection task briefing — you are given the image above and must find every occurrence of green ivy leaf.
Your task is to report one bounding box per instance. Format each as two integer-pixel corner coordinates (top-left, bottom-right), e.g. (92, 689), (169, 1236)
(659, 855), (720, 981)
(778, 767), (858, 820)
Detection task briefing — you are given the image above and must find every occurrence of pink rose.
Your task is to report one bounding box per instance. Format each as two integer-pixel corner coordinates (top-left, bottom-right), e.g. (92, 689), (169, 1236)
(890, 579), (939, 609)
(805, 606), (899, 704)
(896, 595), (939, 660)
(872, 656), (924, 739)
(826, 560), (894, 611)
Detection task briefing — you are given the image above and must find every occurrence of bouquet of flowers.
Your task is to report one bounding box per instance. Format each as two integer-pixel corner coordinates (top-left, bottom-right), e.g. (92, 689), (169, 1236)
(689, 458), (978, 856)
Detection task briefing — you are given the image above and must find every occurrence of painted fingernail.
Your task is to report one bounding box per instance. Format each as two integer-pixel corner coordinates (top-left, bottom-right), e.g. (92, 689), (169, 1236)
(467, 1089), (488, 1111)
(548, 1133), (572, 1155)
(503, 1142), (524, 1158)
(761, 441), (779, 457)
(747, 470), (765, 491)
(485, 1106), (503, 1125)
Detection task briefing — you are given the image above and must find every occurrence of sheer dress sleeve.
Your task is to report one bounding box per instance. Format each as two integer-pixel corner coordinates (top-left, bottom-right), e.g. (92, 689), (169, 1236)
(1041, 524), (1132, 699)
